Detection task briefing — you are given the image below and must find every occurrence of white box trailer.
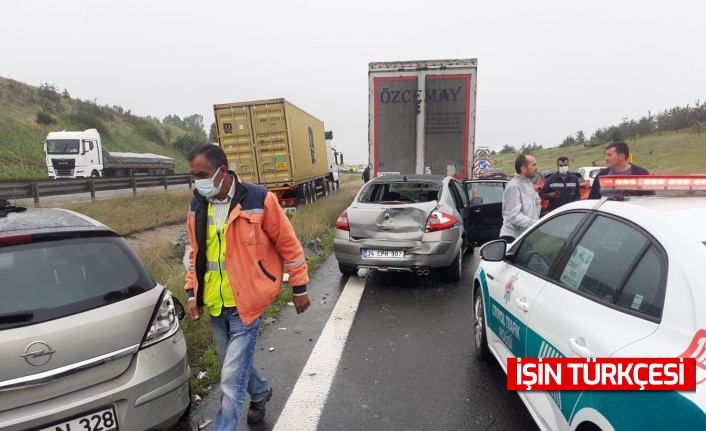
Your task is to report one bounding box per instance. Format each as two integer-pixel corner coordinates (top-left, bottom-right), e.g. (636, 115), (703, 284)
(368, 58), (478, 179)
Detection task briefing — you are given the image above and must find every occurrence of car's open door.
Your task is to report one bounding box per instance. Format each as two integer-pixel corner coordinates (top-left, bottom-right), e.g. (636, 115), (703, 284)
(463, 180), (508, 246)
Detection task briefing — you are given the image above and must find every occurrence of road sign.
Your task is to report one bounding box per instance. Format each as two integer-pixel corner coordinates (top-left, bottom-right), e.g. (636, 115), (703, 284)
(478, 160), (488, 170)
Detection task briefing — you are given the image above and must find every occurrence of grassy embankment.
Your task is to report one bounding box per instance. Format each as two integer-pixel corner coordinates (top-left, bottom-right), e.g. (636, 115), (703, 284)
(0, 76), (190, 181)
(52, 173), (362, 395)
(487, 129), (706, 175)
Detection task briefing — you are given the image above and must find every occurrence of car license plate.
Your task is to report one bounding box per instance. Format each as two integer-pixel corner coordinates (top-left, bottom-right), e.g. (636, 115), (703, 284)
(39, 406), (118, 431)
(362, 249), (405, 259)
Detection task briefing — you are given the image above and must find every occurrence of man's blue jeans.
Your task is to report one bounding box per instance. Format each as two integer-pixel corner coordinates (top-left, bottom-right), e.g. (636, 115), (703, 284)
(210, 307), (270, 430)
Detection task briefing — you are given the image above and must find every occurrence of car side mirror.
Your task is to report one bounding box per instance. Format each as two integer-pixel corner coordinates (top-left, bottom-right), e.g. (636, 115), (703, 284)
(479, 239), (508, 261)
(470, 196), (483, 205)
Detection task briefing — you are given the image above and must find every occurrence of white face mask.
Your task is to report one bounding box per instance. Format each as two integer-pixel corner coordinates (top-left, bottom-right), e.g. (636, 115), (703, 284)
(195, 167), (224, 198)
(558, 166), (569, 175)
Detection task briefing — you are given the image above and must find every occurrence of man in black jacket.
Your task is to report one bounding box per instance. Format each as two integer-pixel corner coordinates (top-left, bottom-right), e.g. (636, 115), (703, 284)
(539, 156), (581, 212)
(362, 166), (370, 183)
(589, 141), (651, 199)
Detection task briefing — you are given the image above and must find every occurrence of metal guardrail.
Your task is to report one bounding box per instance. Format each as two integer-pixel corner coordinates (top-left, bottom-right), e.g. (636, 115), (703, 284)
(0, 174), (192, 204)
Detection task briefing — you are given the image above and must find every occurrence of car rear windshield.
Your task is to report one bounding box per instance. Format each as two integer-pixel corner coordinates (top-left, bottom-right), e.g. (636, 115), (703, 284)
(0, 236), (156, 329)
(358, 181), (443, 203)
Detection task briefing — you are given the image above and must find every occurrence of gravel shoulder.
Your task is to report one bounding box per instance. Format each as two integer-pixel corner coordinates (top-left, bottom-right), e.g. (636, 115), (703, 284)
(124, 223), (189, 254)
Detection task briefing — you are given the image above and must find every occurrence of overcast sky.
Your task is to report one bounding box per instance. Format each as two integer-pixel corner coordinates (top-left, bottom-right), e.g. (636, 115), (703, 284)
(2, 0), (705, 163)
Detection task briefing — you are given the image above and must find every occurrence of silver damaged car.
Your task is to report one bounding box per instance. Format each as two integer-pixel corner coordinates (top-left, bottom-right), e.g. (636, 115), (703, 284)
(334, 174), (508, 280)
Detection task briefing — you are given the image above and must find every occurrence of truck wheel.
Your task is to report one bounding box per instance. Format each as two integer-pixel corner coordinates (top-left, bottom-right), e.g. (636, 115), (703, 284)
(90, 170), (100, 178)
(115, 170), (125, 176)
(303, 185), (311, 205)
(310, 182), (317, 202)
(323, 180), (330, 196)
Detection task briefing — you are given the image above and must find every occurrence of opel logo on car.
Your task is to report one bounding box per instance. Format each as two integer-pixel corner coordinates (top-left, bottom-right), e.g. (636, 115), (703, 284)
(21, 341), (56, 366)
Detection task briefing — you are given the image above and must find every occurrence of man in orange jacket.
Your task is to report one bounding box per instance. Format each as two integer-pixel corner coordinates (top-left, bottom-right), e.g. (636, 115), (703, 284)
(185, 143), (310, 430)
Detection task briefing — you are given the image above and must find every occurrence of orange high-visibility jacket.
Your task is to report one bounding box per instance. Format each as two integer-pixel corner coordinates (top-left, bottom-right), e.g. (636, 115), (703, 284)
(185, 174), (309, 325)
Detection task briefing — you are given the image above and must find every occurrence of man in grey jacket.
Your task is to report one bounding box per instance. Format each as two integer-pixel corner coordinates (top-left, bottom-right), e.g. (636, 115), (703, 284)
(500, 154), (541, 243)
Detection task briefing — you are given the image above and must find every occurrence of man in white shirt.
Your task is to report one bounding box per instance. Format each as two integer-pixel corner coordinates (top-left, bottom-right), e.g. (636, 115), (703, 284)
(500, 154), (541, 243)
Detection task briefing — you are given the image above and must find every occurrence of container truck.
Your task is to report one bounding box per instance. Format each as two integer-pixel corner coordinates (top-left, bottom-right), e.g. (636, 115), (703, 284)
(213, 98), (335, 211)
(44, 129), (175, 178)
(368, 58), (478, 178)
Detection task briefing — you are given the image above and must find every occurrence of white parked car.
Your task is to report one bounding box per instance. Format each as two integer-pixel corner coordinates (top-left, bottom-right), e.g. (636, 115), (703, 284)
(472, 175), (706, 431)
(576, 166), (604, 187)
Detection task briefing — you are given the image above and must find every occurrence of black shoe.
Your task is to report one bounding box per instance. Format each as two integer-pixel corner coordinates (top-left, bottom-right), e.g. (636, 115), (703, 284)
(247, 387), (273, 424)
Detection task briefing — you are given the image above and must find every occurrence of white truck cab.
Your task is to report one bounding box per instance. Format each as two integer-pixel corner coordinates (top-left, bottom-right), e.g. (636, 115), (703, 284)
(45, 129), (103, 178)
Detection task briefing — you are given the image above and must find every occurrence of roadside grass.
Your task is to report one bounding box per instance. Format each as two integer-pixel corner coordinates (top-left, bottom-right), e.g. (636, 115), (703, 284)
(53, 189), (193, 235)
(52, 174), (361, 395)
(0, 76), (191, 181)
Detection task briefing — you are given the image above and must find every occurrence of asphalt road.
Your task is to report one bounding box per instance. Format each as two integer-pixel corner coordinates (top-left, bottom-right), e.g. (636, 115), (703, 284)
(174, 252), (538, 431)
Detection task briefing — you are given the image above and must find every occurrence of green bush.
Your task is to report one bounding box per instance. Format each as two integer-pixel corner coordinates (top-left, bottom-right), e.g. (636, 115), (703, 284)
(38, 83), (61, 102)
(173, 133), (203, 157)
(36, 111), (55, 125)
(64, 112), (110, 137)
(136, 124), (167, 146)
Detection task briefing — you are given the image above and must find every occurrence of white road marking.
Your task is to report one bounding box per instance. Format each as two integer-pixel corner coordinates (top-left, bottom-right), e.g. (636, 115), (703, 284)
(273, 275), (365, 431)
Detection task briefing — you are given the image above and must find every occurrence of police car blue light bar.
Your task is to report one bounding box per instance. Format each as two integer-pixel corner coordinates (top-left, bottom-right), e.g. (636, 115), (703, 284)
(600, 175), (706, 191)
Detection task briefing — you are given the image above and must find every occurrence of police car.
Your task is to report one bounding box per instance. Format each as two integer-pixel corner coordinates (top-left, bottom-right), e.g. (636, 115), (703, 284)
(472, 175), (706, 431)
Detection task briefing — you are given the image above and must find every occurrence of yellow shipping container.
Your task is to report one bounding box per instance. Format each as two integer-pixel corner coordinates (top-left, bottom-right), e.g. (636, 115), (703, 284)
(213, 99), (329, 192)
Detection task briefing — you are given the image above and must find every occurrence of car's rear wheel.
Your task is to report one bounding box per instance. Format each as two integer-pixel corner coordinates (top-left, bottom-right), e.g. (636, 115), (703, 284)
(463, 238), (474, 255)
(339, 263), (358, 276)
(446, 248), (462, 281)
(474, 287), (490, 360)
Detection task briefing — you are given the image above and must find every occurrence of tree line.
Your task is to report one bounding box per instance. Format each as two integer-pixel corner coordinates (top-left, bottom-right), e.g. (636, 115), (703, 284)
(560, 100), (706, 148)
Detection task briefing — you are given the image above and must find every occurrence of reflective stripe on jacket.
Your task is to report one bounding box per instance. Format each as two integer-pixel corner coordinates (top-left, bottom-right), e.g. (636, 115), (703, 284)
(185, 172), (309, 325)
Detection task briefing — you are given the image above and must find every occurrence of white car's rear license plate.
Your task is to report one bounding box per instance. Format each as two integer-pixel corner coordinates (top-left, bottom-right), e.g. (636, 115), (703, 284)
(363, 249), (405, 259)
(40, 406), (118, 431)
